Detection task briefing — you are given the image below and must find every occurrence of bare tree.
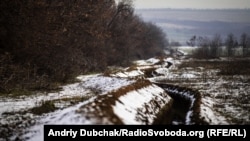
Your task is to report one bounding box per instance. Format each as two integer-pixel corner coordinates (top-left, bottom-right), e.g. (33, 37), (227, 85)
(193, 36), (210, 59)
(0, 0), (168, 92)
(225, 33), (238, 57)
(210, 34), (222, 58)
(187, 35), (196, 47)
(240, 33), (249, 57)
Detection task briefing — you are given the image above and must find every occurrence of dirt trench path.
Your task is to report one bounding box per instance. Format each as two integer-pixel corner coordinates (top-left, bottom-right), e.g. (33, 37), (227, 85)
(154, 83), (208, 125)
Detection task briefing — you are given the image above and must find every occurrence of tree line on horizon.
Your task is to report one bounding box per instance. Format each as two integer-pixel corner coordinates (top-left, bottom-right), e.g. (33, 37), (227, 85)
(185, 33), (250, 58)
(0, 0), (168, 93)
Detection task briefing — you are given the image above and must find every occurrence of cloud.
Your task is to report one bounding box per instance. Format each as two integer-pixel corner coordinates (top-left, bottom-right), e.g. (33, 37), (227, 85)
(134, 0), (250, 9)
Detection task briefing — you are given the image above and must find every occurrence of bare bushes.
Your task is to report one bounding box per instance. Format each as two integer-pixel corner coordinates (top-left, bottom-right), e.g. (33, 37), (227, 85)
(0, 0), (168, 93)
(218, 60), (250, 75)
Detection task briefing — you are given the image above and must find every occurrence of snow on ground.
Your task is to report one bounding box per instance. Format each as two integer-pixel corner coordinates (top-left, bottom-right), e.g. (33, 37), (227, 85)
(111, 69), (144, 78)
(2, 55), (248, 141)
(0, 74), (137, 141)
(0, 74), (98, 115)
(134, 58), (160, 66)
(200, 97), (228, 124)
(113, 84), (172, 124)
(154, 68), (169, 76)
(22, 83), (172, 141)
(79, 75), (136, 95)
(112, 57), (174, 78)
(1, 57), (176, 140)
(198, 75), (250, 124)
(175, 46), (199, 56)
(20, 79), (172, 141)
(0, 75), (136, 115)
(180, 73), (197, 79)
(21, 98), (96, 141)
(146, 58), (161, 64)
(151, 58), (250, 124)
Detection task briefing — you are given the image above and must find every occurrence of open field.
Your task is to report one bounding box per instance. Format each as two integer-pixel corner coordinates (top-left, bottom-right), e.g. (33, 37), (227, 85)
(1, 56), (249, 141)
(151, 57), (250, 124)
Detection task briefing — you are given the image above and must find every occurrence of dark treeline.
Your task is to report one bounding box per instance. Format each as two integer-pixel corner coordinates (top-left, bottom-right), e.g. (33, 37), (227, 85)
(0, 0), (168, 93)
(186, 33), (250, 59)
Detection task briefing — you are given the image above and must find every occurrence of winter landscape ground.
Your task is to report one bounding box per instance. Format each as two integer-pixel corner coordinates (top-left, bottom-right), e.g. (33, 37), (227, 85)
(0, 48), (249, 141)
(1, 1), (250, 141)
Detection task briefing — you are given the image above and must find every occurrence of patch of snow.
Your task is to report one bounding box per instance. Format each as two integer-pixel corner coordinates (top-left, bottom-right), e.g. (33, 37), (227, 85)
(111, 70), (144, 78)
(3, 56), (249, 141)
(22, 98), (96, 141)
(0, 74), (99, 115)
(79, 76), (135, 95)
(1, 74), (136, 141)
(23, 84), (172, 140)
(154, 68), (169, 76)
(146, 58), (160, 64)
(133, 58), (161, 66)
(113, 85), (172, 124)
(181, 73), (196, 79)
(200, 104), (228, 124)
(176, 46), (199, 55)
(165, 57), (174, 64)
(134, 60), (149, 66)
(185, 111), (193, 124)
(111, 72), (129, 78)
(162, 58), (246, 124)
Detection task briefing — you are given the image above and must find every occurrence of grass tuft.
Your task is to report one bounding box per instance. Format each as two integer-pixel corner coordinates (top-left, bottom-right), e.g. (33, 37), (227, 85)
(30, 101), (57, 115)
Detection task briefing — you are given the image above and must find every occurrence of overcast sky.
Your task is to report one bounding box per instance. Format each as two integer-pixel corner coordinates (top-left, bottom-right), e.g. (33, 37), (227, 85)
(133, 0), (250, 9)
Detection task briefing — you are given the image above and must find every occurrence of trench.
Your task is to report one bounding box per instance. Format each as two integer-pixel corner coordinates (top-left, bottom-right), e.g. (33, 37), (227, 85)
(154, 83), (208, 125)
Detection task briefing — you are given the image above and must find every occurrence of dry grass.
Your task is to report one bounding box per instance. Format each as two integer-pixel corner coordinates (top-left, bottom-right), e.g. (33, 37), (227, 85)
(28, 96), (93, 115)
(164, 58), (250, 124)
(178, 60), (226, 69)
(30, 101), (57, 115)
(142, 67), (157, 78)
(152, 99), (173, 124)
(178, 59), (250, 75)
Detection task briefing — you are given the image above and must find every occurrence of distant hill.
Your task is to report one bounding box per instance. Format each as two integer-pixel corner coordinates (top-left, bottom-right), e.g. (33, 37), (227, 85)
(136, 9), (250, 45)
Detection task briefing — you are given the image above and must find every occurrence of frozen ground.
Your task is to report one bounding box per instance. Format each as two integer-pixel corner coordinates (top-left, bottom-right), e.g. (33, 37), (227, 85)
(0, 57), (173, 141)
(1, 56), (249, 141)
(150, 58), (250, 124)
(0, 74), (138, 140)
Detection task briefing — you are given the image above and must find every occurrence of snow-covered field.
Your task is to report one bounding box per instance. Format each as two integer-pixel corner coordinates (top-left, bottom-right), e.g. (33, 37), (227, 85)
(150, 58), (250, 124)
(0, 57), (174, 141)
(0, 56), (249, 141)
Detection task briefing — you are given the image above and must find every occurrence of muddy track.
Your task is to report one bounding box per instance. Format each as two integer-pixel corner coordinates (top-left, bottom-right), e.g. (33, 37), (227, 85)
(153, 82), (209, 125)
